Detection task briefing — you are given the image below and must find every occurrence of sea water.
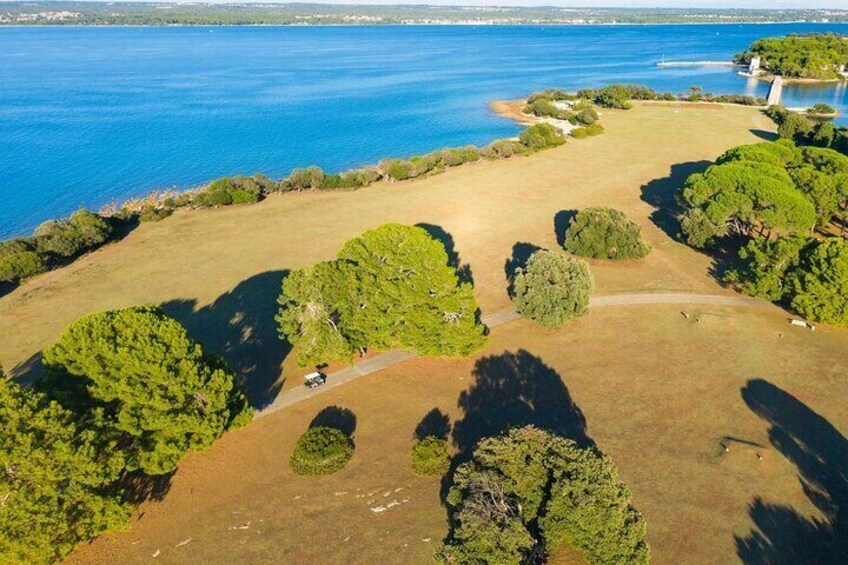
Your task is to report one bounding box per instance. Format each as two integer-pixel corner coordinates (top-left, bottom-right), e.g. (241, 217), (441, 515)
(2, 23), (848, 238)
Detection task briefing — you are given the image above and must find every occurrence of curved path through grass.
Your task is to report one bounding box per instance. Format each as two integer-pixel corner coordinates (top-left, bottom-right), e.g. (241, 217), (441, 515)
(255, 291), (774, 419)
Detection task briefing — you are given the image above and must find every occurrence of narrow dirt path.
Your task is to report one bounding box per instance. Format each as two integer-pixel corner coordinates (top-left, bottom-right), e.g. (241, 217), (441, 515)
(255, 292), (774, 418)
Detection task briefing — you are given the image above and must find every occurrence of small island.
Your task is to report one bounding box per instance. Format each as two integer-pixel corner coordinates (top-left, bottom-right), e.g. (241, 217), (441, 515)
(736, 33), (848, 82)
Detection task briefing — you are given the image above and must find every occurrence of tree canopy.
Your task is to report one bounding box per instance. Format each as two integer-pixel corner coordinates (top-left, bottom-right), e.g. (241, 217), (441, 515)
(0, 374), (130, 564)
(563, 207), (651, 260)
(438, 426), (649, 565)
(790, 238), (848, 326)
(510, 250), (594, 327)
(43, 305), (252, 475)
(681, 140), (848, 326)
(278, 224), (487, 366)
(739, 34), (848, 80)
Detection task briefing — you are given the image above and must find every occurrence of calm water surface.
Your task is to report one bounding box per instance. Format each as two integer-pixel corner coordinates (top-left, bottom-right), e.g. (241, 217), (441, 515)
(2, 24), (848, 238)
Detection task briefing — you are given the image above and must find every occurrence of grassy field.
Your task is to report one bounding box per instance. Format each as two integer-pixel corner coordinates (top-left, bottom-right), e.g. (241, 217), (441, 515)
(2, 102), (846, 564)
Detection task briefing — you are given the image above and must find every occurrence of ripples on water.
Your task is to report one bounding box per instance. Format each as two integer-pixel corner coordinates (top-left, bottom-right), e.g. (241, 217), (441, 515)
(1, 23), (847, 237)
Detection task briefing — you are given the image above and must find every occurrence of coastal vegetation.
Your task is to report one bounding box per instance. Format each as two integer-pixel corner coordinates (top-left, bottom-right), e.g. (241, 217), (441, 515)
(510, 249), (594, 327)
(0, 118), (579, 296)
(1, 306), (251, 562)
(277, 224), (487, 366)
(737, 34), (848, 80)
(678, 138), (848, 325)
(438, 426), (649, 565)
(563, 207), (651, 260)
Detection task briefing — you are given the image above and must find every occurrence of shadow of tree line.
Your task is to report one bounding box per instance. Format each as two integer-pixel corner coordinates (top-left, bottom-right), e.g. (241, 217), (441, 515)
(737, 379), (848, 564)
(161, 269), (291, 410)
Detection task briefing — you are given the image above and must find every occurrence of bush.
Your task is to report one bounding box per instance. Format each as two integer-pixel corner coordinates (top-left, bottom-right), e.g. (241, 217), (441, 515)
(290, 426), (354, 476)
(808, 103), (837, 116)
(34, 210), (113, 258)
(571, 123), (605, 138)
(482, 139), (525, 159)
(510, 250), (594, 327)
(564, 207), (650, 260)
(411, 436), (450, 476)
(380, 158), (413, 181)
(0, 239), (46, 283)
(43, 305), (252, 475)
(439, 426), (649, 565)
(138, 205), (173, 223)
(195, 174), (265, 206)
(575, 106), (599, 125)
(518, 123), (566, 151)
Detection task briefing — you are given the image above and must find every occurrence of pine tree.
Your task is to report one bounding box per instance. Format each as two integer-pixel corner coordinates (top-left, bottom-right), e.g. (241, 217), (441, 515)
(43, 305), (252, 475)
(0, 370), (129, 564)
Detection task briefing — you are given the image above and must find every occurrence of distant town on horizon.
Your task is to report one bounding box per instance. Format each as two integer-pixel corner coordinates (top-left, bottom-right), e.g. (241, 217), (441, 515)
(2, 1), (848, 25)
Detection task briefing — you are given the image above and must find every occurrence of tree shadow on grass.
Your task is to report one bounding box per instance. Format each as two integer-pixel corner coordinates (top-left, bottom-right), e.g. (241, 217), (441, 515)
(416, 223), (474, 285)
(750, 129), (779, 142)
(120, 470), (175, 506)
(736, 379), (848, 563)
(415, 408), (451, 441)
(639, 160), (712, 242)
(161, 270), (291, 409)
(441, 350), (594, 536)
(310, 406), (357, 438)
(553, 210), (578, 247)
(9, 351), (44, 387)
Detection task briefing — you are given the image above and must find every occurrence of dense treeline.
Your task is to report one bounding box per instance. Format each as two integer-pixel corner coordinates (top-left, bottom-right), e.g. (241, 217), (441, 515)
(524, 84), (764, 117)
(277, 224), (488, 366)
(0, 123), (566, 294)
(0, 306), (251, 563)
(678, 138), (848, 325)
(737, 34), (848, 80)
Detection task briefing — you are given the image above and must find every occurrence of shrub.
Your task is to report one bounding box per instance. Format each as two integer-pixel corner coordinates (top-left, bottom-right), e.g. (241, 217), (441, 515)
(195, 174), (265, 206)
(380, 158), (413, 181)
(138, 205), (173, 223)
(411, 436), (450, 476)
(0, 240), (46, 283)
(518, 123), (566, 151)
(790, 238), (848, 326)
(571, 123), (605, 138)
(510, 250), (594, 327)
(43, 305), (252, 475)
(778, 112), (815, 143)
(808, 103), (837, 115)
(34, 210), (113, 258)
(438, 426), (649, 565)
(575, 106), (599, 125)
(290, 426), (354, 476)
(564, 207), (650, 260)
(482, 139), (525, 159)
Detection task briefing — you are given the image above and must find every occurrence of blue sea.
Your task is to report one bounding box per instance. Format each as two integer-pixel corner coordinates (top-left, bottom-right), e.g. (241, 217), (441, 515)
(2, 23), (848, 238)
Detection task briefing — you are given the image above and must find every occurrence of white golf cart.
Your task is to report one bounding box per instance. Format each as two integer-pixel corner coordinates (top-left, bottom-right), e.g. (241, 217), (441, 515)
(304, 371), (326, 389)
